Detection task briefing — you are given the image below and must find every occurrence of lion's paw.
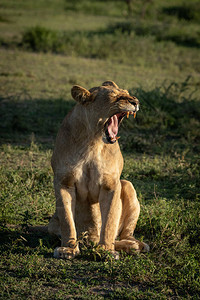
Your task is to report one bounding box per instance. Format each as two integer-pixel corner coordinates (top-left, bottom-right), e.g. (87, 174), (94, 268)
(53, 246), (80, 259)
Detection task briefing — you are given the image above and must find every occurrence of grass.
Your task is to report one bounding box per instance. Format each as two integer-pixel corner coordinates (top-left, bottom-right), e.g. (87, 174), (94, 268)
(0, 0), (200, 299)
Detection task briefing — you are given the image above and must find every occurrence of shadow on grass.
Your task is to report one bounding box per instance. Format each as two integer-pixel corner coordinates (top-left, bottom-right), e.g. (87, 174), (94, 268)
(0, 225), (59, 258)
(0, 95), (75, 148)
(0, 79), (199, 156)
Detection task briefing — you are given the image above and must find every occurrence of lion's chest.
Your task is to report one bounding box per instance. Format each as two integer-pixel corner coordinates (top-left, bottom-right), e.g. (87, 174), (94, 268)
(74, 144), (123, 203)
(75, 158), (104, 203)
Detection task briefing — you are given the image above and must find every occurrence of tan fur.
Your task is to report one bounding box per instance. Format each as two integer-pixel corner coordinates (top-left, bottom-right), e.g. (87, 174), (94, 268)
(49, 81), (149, 259)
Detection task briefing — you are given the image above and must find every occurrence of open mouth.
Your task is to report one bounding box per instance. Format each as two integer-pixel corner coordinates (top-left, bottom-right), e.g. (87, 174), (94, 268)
(104, 111), (137, 144)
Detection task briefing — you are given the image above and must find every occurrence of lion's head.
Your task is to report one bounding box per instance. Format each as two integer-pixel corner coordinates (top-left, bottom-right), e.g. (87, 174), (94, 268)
(71, 81), (139, 144)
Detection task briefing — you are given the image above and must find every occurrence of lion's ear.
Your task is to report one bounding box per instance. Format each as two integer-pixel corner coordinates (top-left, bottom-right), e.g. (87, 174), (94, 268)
(102, 81), (119, 89)
(71, 85), (91, 104)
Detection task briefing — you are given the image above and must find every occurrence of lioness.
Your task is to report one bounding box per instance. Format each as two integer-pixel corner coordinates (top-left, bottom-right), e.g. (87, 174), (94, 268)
(49, 81), (149, 259)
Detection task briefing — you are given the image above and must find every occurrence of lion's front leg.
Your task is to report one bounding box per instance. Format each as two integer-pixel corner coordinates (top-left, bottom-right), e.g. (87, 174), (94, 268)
(52, 184), (80, 259)
(99, 178), (122, 255)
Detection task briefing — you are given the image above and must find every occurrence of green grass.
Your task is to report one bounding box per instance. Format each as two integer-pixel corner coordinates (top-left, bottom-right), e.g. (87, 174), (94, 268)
(0, 0), (200, 299)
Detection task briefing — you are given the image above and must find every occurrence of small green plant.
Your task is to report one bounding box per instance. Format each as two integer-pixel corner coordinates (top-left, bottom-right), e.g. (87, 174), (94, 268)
(20, 210), (34, 231)
(78, 232), (118, 262)
(22, 26), (62, 52)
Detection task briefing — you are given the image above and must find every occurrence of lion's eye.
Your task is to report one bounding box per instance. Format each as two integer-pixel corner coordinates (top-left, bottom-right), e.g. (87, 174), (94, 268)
(116, 96), (129, 102)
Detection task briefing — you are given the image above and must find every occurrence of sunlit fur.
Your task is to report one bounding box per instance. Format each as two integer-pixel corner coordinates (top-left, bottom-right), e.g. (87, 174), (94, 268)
(49, 81), (149, 259)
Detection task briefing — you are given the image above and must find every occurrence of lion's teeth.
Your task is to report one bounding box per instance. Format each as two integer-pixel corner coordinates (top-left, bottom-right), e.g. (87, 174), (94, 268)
(127, 112), (130, 118)
(116, 136), (120, 140)
(134, 112), (136, 118)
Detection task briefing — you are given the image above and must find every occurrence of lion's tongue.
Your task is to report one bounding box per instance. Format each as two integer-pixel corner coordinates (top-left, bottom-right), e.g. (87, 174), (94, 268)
(107, 115), (118, 138)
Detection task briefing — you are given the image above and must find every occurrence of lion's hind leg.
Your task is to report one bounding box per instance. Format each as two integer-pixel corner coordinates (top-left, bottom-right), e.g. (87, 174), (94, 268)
(116, 180), (149, 254)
